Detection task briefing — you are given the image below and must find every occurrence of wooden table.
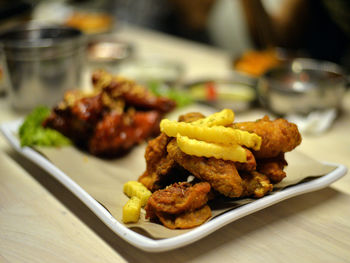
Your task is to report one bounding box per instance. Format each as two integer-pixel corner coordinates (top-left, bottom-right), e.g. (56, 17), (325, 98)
(1, 25), (350, 263)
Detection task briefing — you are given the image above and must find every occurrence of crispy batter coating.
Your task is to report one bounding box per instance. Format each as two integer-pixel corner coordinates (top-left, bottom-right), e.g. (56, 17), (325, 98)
(156, 205), (211, 229)
(138, 133), (189, 191)
(235, 148), (256, 171)
(234, 115), (302, 159)
(139, 113), (208, 191)
(145, 182), (211, 218)
(257, 154), (288, 183)
(241, 171), (273, 198)
(167, 140), (243, 198)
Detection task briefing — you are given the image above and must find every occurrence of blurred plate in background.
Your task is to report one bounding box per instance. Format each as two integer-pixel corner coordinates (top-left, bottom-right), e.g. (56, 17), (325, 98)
(185, 79), (257, 112)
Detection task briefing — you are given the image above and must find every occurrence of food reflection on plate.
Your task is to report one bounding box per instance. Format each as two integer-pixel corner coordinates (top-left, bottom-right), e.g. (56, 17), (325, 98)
(122, 108), (302, 229)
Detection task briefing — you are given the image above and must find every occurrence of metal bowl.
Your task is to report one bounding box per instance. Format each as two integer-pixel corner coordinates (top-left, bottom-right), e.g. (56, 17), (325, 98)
(257, 58), (348, 116)
(0, 22), (85, 111)
(87, 35), (134, 73)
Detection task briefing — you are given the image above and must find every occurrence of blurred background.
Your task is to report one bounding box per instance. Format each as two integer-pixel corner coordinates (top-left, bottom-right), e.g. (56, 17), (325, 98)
(1, 0), (350, 67)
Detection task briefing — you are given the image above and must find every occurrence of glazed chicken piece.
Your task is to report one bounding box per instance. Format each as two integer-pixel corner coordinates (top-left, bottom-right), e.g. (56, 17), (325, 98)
(43, 71), (176, 156)
(92, 70), (176, 113)
(43, 93), (105, 145)
(145, 182), (212, 229)
(233, 115), (302, 159)
(89, 110), (161, 156)
(167, 140), (244, 198)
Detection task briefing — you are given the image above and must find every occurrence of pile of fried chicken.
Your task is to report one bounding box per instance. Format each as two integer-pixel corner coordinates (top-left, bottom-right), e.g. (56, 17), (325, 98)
(140, 112), (302, 229)
(42, 70), (176, 156)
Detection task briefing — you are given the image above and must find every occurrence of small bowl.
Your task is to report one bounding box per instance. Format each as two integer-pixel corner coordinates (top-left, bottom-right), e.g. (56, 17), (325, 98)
(258, 58), (348, 116)
(0, 22), (85, 111)
(87, 35), (134, 72)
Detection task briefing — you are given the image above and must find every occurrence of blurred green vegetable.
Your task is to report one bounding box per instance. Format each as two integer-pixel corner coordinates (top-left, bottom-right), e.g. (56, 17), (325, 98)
(19, 106), (71, 147)
(148, 80), (193, 108)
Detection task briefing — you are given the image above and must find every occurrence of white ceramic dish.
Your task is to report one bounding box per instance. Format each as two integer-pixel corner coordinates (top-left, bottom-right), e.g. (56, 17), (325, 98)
(0, 120), (347, 252)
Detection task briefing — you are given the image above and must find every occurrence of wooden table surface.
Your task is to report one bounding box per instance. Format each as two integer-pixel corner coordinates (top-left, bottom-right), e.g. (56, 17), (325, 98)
(1, 24), (350, 263)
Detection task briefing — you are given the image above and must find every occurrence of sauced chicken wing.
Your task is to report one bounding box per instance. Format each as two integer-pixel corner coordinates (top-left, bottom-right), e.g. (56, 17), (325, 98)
(89, 110), (161, 156)
(167, 140), (243, 198)
(43, 71), (176, 156)
(92, 70), (176, 113)
(233, 115), (302, 159)
(43, 93), (105, 145)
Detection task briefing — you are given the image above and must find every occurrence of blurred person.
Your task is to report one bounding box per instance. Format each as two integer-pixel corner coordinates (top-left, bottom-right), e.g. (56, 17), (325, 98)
(240, 0), (350, 66)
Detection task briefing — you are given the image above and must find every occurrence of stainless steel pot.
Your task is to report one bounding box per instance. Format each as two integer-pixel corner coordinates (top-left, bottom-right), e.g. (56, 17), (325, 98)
(0, 22), (86, 111)
(258, 58), (348, 116)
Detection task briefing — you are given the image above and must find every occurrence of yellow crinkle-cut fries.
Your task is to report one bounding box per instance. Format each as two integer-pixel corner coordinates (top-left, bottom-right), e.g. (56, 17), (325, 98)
(177, 134), (247, 162)
(122, 196), (141, 223)
(123, 181), (151, 207)
(191, 109), (234, 127)
(160, 119), (261, 151)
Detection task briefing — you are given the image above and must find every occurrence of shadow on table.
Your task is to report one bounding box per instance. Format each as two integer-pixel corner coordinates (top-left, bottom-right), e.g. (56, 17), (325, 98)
(6, 149), (345, 262)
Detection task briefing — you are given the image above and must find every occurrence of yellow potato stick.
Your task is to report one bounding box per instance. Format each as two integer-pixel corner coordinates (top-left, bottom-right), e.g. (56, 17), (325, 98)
(176, 134), (247, 162)
(191, 109), (234, 127)
(123, 181), (152, 207)
(160, 119), (261, 150)
(122, 196), (141, 223)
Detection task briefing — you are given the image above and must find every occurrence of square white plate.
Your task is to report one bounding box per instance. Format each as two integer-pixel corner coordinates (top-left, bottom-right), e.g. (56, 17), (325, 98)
(1, 120), (347, 252)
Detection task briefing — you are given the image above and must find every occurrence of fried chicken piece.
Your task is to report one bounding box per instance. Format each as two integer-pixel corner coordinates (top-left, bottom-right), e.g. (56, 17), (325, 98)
(138, 133), (189, 191)
(233, 115), (302, 159)
(156, 205), (211, 229)
(257, 154), (288, 183)
(235, 148), (256, 172)
(241, 171), (273, 198)
(89, 110), (161, 156)
(167, 140), (243, 198)
(92, 70), (176, 113)
(145, 182), (211, 218)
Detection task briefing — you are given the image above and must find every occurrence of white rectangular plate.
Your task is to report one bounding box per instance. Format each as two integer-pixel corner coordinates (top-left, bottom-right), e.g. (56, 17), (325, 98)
(1, 120), (347, 252)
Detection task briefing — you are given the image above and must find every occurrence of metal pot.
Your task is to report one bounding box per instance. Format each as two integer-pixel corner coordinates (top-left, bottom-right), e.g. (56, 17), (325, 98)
(258, 58), (348, 116)
(0, 22), (86, 111)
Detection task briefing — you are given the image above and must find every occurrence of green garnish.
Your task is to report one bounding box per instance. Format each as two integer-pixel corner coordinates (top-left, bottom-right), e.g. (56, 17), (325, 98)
(148, 80), (193, 108)
(19, 106), (71, 147)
